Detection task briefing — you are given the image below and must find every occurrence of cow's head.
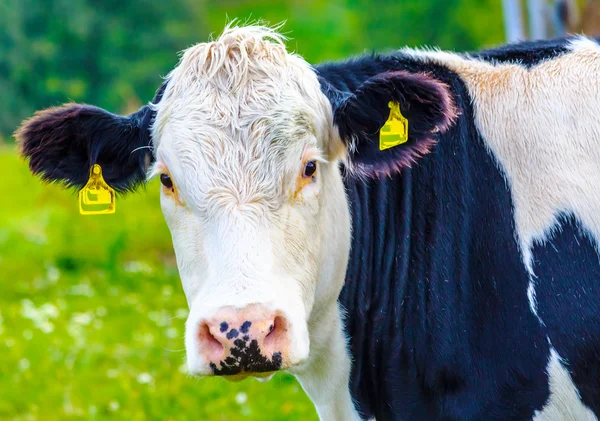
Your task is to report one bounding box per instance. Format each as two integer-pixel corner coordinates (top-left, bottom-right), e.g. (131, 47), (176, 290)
(16, 25), (456, 380)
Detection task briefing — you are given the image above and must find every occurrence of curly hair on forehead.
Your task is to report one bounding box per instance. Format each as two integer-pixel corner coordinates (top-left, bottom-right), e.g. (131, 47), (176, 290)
(167, 22), (294, 95)
(151, 22), (331, 149)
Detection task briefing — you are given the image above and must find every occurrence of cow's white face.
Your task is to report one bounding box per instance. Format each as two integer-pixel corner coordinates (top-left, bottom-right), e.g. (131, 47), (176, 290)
(149, 26), (351, 378)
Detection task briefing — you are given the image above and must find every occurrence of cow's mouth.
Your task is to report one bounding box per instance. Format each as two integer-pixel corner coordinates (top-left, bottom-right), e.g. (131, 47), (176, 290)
(220, 371), (278, 382)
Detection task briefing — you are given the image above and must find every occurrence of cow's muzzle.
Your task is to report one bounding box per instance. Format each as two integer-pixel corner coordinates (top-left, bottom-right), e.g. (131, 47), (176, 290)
(191, 304), (299, 377)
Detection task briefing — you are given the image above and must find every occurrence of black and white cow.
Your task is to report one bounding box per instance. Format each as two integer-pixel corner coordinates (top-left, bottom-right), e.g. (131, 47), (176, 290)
(16, 25), (600, 420)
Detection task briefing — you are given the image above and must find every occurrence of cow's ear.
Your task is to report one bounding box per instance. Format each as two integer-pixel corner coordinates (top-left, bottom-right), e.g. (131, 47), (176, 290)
(15, 104), (158, 191)
(16, 81), (167, 193)
(331, 70), (457, 176)
(16, 104), (155, 193)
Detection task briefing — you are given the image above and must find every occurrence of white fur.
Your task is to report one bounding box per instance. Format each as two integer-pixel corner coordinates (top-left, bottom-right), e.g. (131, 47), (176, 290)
(406, 37), (600, 418)
(533, 348), (597, 421)
(150, 24), (359, 420)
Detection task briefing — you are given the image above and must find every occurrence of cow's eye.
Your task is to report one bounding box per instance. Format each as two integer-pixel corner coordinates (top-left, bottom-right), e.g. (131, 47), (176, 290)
(303, 160), (317, 178)
(160, 173), (173, 189)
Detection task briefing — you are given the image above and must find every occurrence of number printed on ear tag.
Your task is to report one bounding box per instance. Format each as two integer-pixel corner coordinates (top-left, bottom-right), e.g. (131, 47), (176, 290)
(379, 101), (409, 150)
(78, 164), (116, 215)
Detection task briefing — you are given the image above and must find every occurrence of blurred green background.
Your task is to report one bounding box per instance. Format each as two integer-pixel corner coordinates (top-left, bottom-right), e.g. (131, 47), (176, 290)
(1, 1), (505, 420)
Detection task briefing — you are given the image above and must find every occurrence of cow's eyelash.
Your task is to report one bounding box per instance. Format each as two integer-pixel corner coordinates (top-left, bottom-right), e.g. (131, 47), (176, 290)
(308, 155), (328, 165)
(147, 163), (165, 180)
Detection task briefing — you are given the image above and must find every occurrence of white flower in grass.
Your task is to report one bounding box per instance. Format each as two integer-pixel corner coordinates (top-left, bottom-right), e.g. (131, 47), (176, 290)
(235, 392), (248, 405)
(162, 285), (173, 296)
(124, 261), (153, 274)
(24, 229), (47, 245)
(39, 321), (54, 334)
(108, 401), (120, 411)
(137, 372), (153, 384)
(68, 284), (94, 297)
(40, 303), (59, 318)
(20, 299), (36, 319)
(21, 300), (59, 334)
(165, 327), (178, 339)
(149, 310), (171, 327)
(178, 363), (188, 375)
(46, 265), (60, 282)
(18, 358), (30, 371)
(72, 312), (93, 326)
(133, 332), (155, 345)
(175, 308), (189, 319)
(67, 324), (84, 339)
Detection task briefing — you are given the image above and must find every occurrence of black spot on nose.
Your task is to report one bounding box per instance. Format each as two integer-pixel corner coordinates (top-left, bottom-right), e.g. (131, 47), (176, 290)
(272, 352), (282, 366)
(240, 321), (252, 333)
(219, 322), (228, 333)
(210, 337), (283, 375)
(226, 328), (239, 340)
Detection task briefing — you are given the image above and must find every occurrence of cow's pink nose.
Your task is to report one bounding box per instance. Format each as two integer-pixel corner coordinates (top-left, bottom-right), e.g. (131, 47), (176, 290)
(197, 306), (290, 376)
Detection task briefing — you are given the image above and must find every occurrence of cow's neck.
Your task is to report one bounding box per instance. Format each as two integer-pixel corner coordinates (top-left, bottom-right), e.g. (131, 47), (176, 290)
(332, 58), (547, 419)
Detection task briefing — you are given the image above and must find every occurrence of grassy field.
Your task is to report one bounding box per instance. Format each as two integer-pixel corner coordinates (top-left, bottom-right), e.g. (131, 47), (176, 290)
(0, 146), (317, 420)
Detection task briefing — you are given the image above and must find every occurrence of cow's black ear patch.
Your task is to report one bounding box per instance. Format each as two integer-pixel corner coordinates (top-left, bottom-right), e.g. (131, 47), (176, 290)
(16, 81), (167, 193)
(16, 104), (154, 193)
(333, 70), (457, 177)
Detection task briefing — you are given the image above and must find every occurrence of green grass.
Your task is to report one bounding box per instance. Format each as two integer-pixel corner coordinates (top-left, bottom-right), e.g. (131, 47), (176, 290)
(0, 147), (318, 421)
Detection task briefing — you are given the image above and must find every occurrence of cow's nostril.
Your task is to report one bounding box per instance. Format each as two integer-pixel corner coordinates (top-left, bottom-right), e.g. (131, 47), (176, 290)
(264, 315), (287, 351)
(198, 322), (224, 361)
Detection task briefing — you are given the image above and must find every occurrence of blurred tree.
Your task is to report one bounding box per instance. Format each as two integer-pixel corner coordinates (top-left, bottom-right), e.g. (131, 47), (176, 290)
(1, 0), (505, 138)
(558, 0), (600, 36)
(0, 0), (206, 136)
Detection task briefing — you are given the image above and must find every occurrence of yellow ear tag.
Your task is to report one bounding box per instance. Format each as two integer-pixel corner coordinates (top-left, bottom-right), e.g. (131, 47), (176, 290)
(379, 101), (409, 150)
(78, 164), (116, 215)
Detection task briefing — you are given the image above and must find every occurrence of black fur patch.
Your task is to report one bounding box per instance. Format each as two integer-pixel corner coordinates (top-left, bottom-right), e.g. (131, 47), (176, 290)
(473, 37), (571, 68)
(16, 80), (168, 193)
(16, 104), (153, 192)
(209, 337), (282, 376)
(328, 70), (457, 177)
